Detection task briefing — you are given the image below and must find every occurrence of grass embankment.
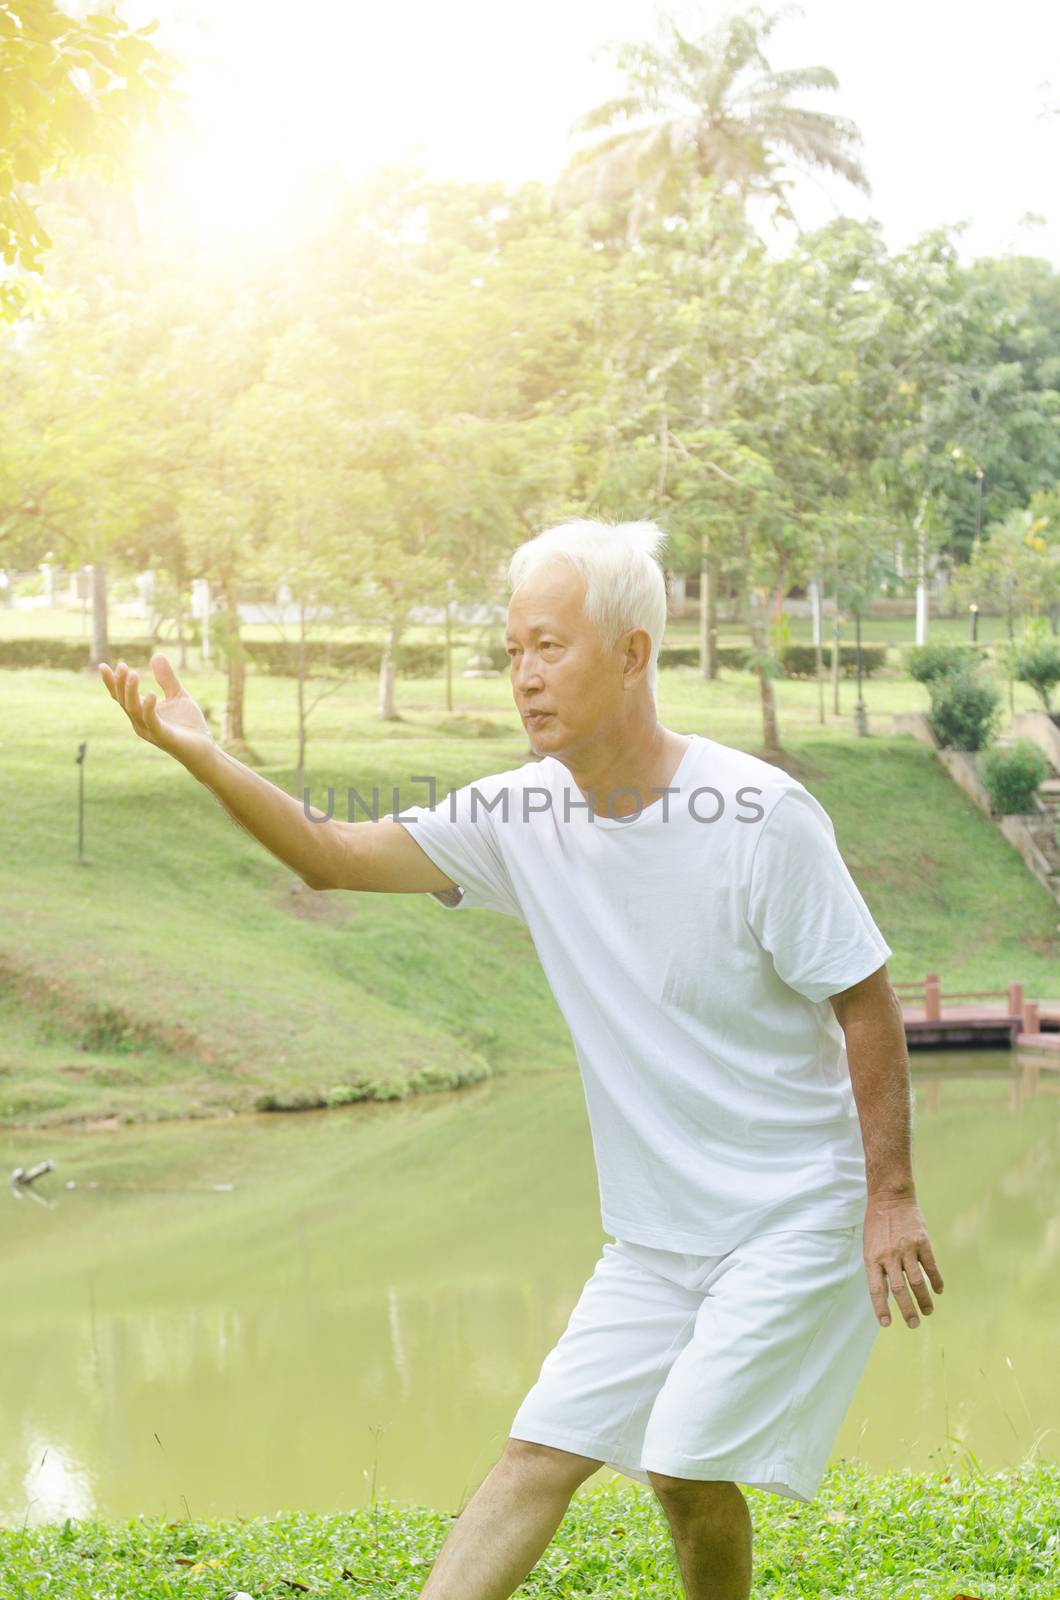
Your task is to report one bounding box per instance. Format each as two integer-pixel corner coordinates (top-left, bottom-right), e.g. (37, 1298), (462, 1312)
(2, 1462), (1057, 1598)
(0, 652), (1056, 1131)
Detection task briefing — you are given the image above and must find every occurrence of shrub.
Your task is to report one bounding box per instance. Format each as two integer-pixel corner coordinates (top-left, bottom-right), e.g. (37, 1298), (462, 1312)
(905, 642), (987, 683)
(1004, 630), (1060, 712)
(654, 644), (752, 670)
(653, 643), (886, 676)
(780, 643), (887, 679)
(242, 638), (444, 678)
(0, 636), (445, 678)
(0, 637), (155, 671)
(927, 669), (1002, 751)
(980, 740), (1050, 814)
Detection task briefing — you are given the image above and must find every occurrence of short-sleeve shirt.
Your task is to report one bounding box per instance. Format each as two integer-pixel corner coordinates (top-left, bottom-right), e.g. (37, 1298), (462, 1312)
(391, 732), (892, 1252)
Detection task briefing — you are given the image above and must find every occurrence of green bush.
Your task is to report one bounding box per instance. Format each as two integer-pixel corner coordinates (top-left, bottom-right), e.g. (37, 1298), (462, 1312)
(652, 644), (751, 670)
(780, 643), (887, 679)
(0, 636), (445, 678)
(0, 637), (156, 671)
(1004, 629), (1060, 711)
(242, 638), (445, 677)
(927, 669), (1002, 751)
(980, 740), (1050, 814)
(904, 642), (987, 683)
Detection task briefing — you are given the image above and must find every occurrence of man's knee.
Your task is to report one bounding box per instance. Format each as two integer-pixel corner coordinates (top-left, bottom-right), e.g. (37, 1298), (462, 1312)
(647, 1470), (743, 1516)
(501, 1437), (603, 1493)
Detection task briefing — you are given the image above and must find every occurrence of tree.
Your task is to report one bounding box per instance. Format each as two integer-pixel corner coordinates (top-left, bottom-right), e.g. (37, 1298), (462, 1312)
(231, 318), (388, 781)
(0, 1), (178, 319)
(1006, 618), (1060, 713)
(556, 2), (868, 245)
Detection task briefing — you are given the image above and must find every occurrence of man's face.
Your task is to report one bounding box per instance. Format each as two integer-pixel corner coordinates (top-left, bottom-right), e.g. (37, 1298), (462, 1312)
(505, 560), (635, 758)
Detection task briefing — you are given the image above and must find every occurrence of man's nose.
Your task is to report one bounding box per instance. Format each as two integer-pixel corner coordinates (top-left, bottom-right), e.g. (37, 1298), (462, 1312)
(513, 653), (543, 692)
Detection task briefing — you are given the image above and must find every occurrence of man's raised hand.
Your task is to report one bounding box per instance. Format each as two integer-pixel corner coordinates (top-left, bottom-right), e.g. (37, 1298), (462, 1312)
(99, 653), (215, 764)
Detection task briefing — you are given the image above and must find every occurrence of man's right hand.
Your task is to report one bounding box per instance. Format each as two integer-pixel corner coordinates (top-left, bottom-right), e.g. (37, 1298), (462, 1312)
(99, 653), (215, 766)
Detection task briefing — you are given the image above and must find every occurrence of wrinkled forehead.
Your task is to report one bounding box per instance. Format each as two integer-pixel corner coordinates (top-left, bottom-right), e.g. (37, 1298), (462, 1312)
(506, 558), (589, 633)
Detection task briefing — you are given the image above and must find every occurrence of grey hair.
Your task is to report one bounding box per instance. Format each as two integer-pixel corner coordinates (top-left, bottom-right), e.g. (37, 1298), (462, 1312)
(506, 517), (669, 700)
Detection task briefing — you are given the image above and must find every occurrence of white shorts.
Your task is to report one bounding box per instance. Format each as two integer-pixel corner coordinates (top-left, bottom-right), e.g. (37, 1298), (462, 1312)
(510, 1224), (878, 1503)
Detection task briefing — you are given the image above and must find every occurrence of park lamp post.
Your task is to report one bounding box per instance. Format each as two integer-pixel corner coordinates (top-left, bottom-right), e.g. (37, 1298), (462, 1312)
(969, 602), (979, 643)
(75, 741), (87, 864)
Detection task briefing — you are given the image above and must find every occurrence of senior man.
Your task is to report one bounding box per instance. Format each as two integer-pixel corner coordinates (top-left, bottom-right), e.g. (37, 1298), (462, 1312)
(100, 517), (943, 1600)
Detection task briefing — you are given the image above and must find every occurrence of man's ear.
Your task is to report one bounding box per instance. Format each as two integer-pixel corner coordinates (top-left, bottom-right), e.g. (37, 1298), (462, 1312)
(621, 627), (653, 688)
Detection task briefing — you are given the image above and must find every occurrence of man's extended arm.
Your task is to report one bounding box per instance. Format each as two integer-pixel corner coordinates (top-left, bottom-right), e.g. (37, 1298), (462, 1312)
(829, 965), (945, 1331)
(100, 654), (457, 895)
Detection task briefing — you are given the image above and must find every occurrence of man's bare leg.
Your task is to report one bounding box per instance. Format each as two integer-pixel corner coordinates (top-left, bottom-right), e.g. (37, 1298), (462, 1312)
(419, 1438), (602, 1600)
(647, 1472), (753, 1600)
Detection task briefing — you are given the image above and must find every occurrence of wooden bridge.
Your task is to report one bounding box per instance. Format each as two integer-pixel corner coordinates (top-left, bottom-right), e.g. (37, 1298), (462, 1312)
(892, 976), (1060, 1055)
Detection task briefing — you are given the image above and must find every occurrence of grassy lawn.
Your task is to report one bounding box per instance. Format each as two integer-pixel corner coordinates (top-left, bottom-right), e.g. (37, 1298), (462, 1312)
(2, 1460), (1056, 1598)
(0, 639), (1056, 1131)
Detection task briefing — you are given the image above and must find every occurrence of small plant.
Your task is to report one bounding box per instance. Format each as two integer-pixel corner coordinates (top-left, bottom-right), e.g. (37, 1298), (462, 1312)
(1004, 624), (1060, 712)
(905, 642), (984, 683)
(927, 669), (1001, 751)
(980, 740), (1050, 814)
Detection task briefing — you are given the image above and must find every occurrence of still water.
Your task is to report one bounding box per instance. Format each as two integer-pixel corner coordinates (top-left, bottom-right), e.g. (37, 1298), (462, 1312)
(2, 1049), (1057, 1527)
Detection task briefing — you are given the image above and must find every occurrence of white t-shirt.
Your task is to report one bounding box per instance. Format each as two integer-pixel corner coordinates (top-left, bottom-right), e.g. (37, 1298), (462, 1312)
(392, 732), (893, 1252)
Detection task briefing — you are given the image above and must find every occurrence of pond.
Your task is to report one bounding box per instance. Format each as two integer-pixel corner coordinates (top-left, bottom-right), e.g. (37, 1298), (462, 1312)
(2, 1048), (1057, 1528)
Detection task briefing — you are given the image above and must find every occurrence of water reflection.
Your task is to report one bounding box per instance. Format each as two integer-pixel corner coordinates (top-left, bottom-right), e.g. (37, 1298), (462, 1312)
(913, 1051), (1059, 1114)
(2, 1049), (1057, 1526)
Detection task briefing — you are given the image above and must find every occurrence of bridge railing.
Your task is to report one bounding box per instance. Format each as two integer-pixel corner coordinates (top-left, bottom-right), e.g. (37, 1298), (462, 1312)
(891, 975), (1034, 1029)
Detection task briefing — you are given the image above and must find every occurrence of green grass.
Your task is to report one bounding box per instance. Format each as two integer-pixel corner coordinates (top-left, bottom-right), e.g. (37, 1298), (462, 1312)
(2, 1461), (1057, 1597)
(0, 648), (1056, 1131)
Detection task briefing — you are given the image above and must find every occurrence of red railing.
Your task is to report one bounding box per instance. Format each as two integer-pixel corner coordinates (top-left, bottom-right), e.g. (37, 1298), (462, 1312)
(892, 974), (1036, 1030)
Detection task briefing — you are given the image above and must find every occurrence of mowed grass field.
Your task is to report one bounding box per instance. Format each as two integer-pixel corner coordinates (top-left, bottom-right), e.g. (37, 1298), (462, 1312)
(1, 625), (1057, 1131)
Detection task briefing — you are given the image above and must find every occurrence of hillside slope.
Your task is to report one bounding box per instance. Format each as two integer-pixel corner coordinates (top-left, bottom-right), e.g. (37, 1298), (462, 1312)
(1, 665), (1056, 1129)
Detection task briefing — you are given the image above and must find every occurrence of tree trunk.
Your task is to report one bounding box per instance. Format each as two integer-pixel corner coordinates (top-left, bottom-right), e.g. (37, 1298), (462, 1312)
(747, 584), (781, 758)
(175, 564), (188, 673)
(296, 597), (307, 797)
(811, 572), (825, 725)
(378, 613), (403, 721)
(698, 537), (718, 680)
(831, 600), (841, 716)
(220, 576), (245, 744)
(89, 561), (109, 666)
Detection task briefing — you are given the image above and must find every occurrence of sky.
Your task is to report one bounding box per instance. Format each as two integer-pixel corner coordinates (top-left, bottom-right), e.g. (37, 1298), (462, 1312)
(128, 0), (1060, 265)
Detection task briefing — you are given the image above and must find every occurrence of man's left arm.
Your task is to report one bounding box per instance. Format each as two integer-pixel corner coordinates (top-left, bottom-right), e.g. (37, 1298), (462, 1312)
(829, 965), (945, 1331)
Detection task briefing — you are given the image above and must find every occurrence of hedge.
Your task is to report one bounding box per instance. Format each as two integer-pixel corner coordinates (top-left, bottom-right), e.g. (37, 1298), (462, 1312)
(0, 637), (885, 679)
(0, 638), (156, 671)
(241, 639), (444, 677)
(0, 637), (444, 677)
(779, 643), (887, 678)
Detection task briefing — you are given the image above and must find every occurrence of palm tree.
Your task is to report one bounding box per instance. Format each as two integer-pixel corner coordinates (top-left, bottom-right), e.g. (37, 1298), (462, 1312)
(555, 2), (870, 243)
